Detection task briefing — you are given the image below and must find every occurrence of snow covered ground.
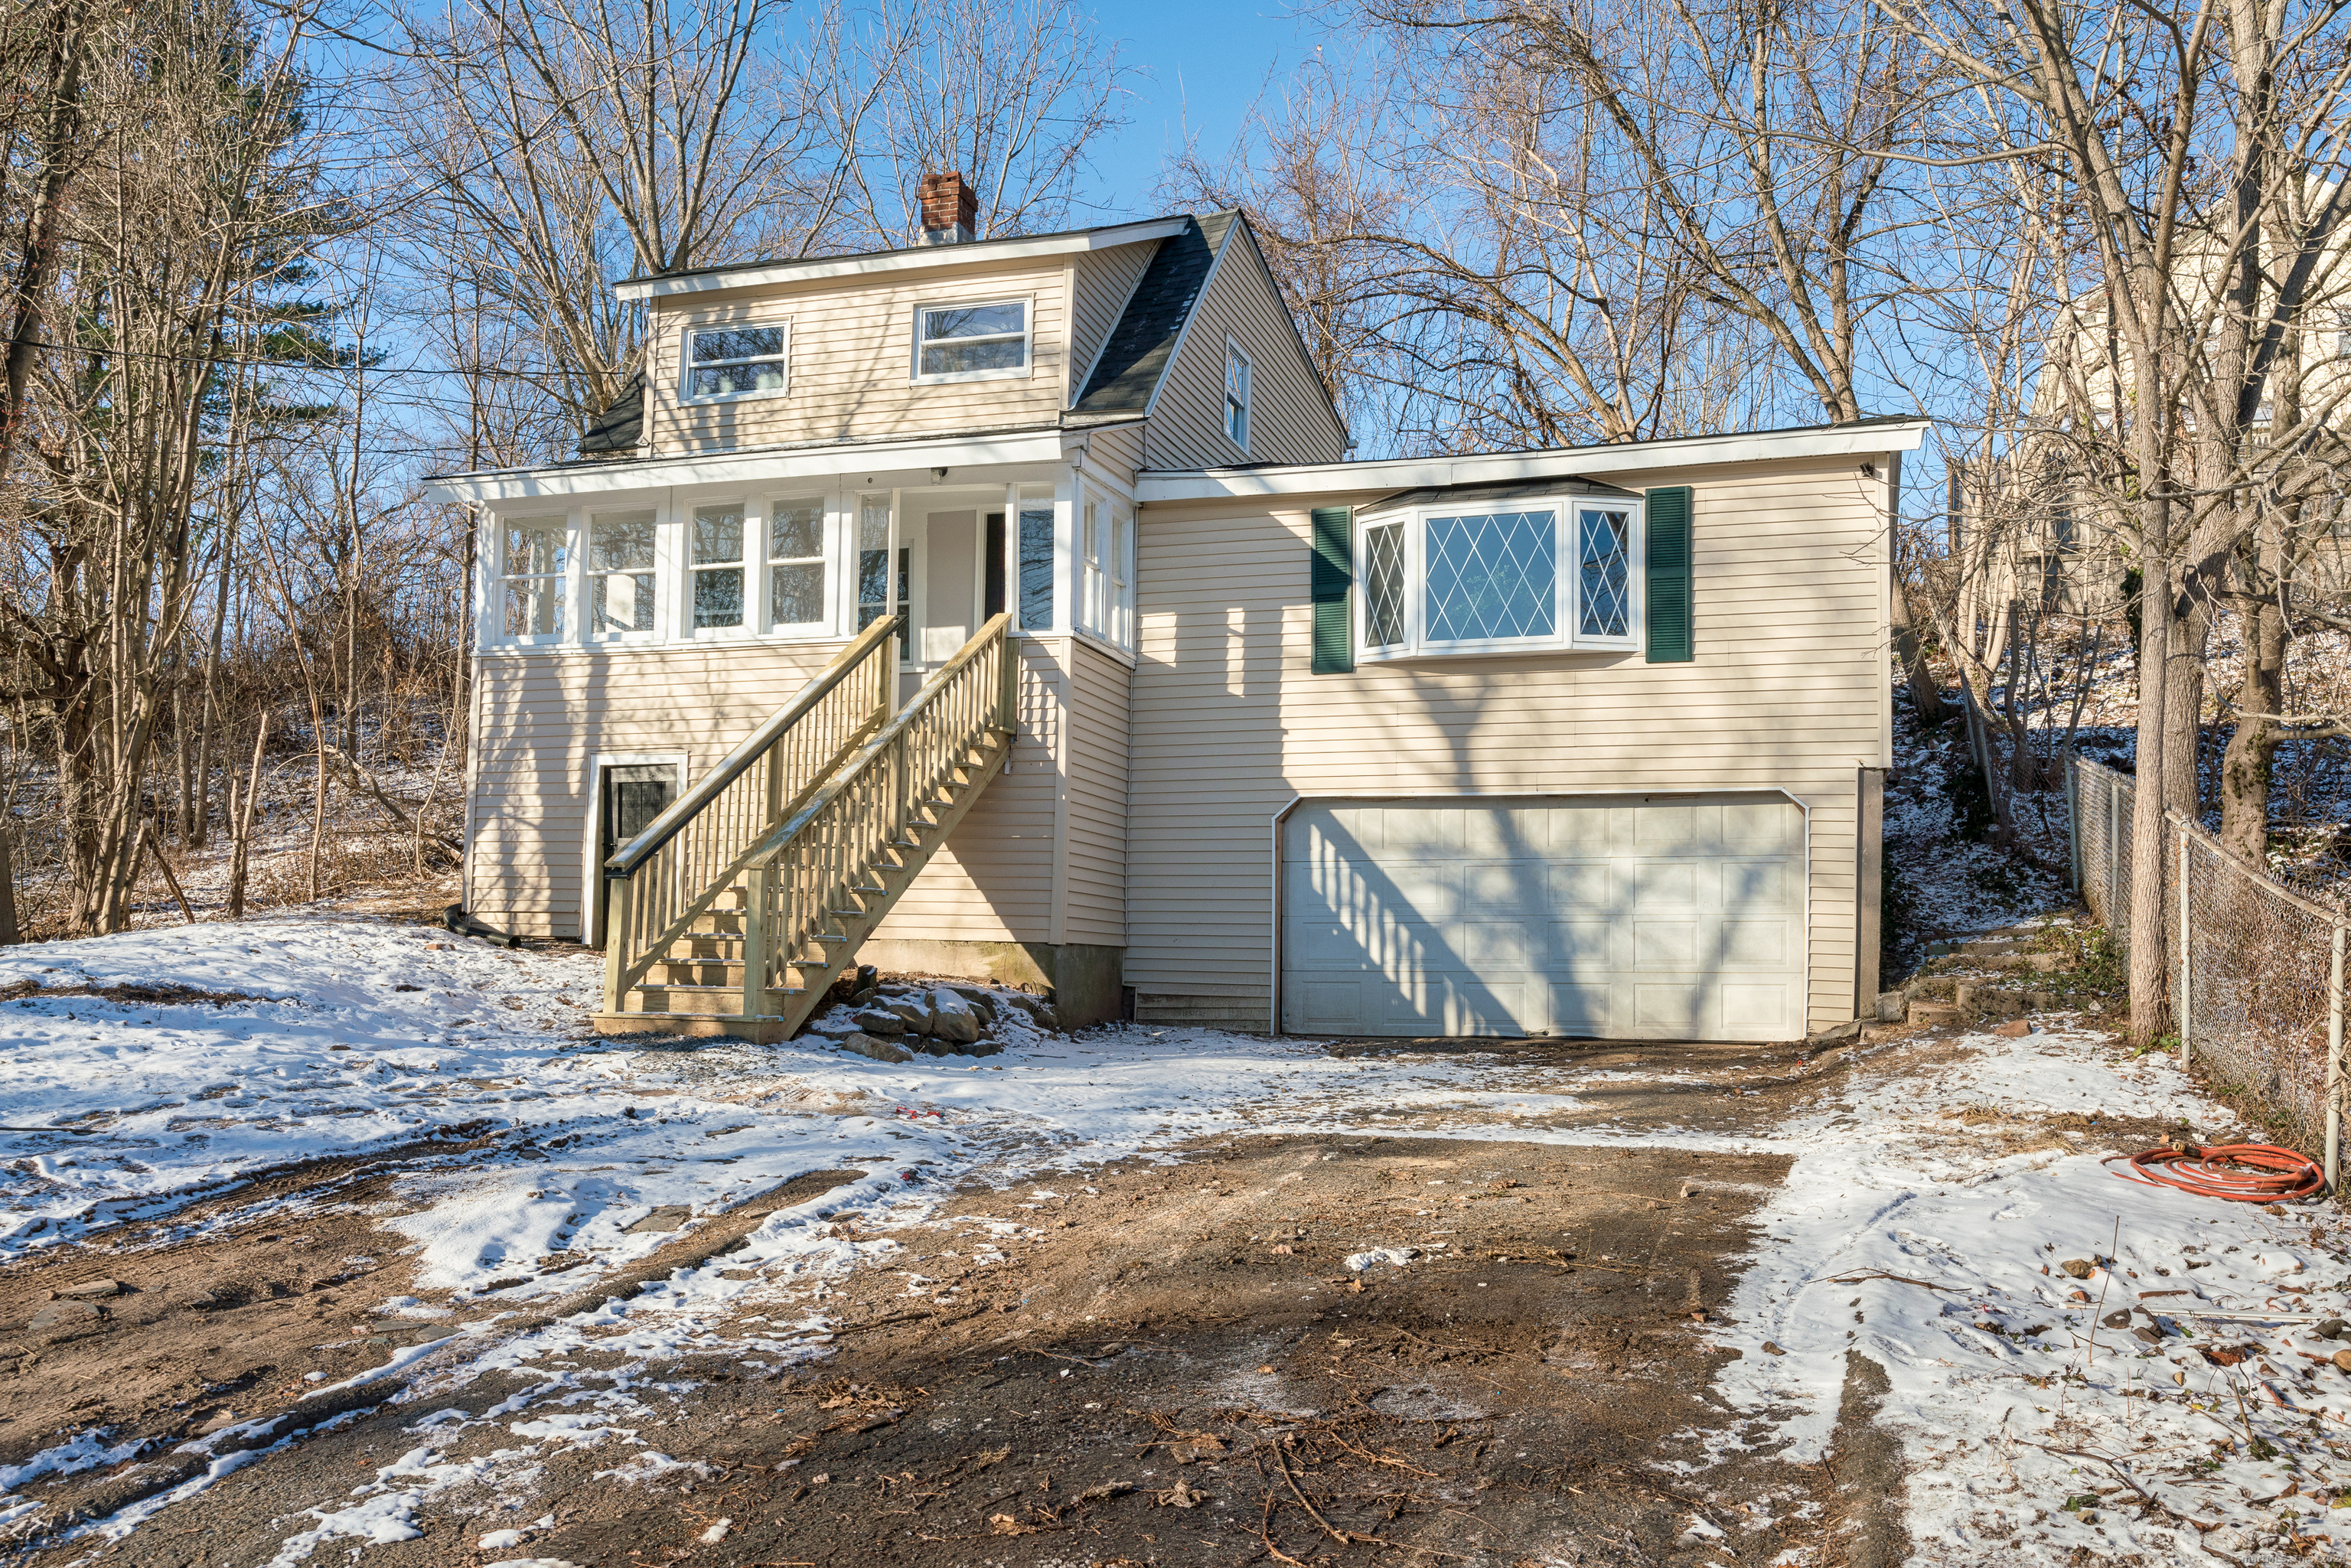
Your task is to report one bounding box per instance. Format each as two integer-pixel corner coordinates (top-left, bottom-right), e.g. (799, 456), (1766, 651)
(0, 914), (2343, 1562)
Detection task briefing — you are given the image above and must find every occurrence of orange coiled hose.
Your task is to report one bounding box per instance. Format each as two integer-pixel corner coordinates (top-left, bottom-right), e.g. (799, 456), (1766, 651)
(2103, 1143), (2327, 1202)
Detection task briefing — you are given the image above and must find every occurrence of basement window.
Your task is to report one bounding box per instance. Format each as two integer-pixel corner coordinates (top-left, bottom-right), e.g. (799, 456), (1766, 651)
(1358, 494), (1642, 660)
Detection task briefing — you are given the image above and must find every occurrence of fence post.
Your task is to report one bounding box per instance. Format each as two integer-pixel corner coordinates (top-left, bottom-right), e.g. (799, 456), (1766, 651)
(2177, 822), (2192, 1069)
(2329, 921), (2346, 1195)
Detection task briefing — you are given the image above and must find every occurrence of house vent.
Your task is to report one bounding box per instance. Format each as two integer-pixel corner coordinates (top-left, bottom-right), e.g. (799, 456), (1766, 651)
(918, 170), (977, 245)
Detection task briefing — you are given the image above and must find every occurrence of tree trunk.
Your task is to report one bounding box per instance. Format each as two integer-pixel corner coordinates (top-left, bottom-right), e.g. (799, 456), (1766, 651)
(2127, 550), (2173, 1048)
(2217, 585), (2286, 865)
(1889, 565), (1946, 723)
(2161, 588), (2210, 820)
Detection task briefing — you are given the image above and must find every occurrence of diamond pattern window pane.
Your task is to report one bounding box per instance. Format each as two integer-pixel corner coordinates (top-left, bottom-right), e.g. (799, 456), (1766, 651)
(1365, 523), (1407, 647)
(1423, 511), (1556, 643)
(1578, 509), (1631, 637)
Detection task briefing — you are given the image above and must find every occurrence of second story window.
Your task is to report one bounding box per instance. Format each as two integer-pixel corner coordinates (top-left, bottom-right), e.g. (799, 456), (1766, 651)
(691, 502), (745, 630)
(683, 323), (789, 400)
(1224, 341), (1252, 450)
(915, 299), (1028, 381)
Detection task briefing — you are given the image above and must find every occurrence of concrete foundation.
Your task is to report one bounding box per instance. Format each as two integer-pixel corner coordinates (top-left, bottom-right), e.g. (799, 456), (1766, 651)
(855, 940), (1126, 1028)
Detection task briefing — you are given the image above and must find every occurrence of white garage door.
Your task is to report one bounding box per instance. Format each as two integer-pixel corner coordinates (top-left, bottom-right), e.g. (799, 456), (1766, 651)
(1281, 795), (1805, 1041)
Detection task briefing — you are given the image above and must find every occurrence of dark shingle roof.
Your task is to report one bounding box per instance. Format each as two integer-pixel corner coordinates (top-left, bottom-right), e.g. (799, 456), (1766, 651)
(579, 370), (645, 455)
(1072, 212), (1238, 416)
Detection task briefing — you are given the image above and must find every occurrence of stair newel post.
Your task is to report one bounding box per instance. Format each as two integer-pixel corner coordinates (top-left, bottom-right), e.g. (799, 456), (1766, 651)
(742, 862), (770, 1019)
(998, 620), (1016, 735)
(602, 872), (628, 1013)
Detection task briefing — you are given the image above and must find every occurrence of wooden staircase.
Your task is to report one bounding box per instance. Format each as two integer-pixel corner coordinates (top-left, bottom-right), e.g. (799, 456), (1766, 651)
(595, 613), (1017, 1044)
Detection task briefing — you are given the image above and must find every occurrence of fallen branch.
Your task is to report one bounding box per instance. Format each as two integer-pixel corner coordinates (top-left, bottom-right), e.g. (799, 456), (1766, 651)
(2017, 1441), (2220, 1532)
(1828, 1270), (1961, 1292)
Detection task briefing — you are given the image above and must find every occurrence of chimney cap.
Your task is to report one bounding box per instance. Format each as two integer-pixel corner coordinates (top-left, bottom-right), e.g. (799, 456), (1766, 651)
(918, 170), (978, 246)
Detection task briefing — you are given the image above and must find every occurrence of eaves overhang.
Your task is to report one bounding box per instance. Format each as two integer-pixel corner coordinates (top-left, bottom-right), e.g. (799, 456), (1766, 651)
(1134, 417), (1932, 504)
(422, 422), (1127, 504)
(612, 217), (1193, 302)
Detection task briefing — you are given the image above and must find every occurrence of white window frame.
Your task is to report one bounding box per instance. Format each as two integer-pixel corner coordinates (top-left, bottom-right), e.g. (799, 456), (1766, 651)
(1111, 503), (1136, 649)
(1078, 497), (1107, 634)
(761, 492), (832, 639)
(1224, 338), (1252, 451)
(1354, 494), (1644, 662)
(495, 513), (572, 647)
(679, 319), (792, 405)
(583, 507), (661, 644)
(910, 295), (1032, 385)
(685, 497), (752, 638)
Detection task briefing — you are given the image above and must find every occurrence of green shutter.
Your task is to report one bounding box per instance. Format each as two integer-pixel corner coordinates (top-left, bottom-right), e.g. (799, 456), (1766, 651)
(1310, 505), (1353, 673)
(1645, 485), (1694, 663)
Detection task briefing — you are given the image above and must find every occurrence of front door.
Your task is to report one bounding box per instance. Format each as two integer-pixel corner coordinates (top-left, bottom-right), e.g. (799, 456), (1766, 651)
(595, 764), (675, 947)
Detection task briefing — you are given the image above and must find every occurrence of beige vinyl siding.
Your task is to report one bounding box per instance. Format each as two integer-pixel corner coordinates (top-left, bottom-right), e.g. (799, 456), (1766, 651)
(1061, 636), (1132, 946)
(1141, 226), (1345, 471)
(1069, 242), (1159, 401)
(869, 637), (1065, 946)
(1081, 421), (1144, 488)
(644, 256), (1071, 455)
(1124, 454), (1890, 1034)
(468, 640), (848, 937)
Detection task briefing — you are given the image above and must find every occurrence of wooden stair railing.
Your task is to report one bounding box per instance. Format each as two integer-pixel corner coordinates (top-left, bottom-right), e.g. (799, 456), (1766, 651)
(599, 614), (902, 1017)
(598, 613), (1019, 1042)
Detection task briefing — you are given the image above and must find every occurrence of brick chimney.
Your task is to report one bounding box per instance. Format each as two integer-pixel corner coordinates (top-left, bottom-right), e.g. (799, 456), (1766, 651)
(918, 170), (978, 246)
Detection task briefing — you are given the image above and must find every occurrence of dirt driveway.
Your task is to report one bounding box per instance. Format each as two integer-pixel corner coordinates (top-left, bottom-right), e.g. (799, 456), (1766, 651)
(0, 1037), (1906, 1568)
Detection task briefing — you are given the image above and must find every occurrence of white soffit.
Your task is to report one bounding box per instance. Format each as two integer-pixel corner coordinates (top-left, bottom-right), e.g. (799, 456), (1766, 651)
(1134, 419), (1932, 504)
(613, 217), (1192, 302)
(423, 427), (1080, 504)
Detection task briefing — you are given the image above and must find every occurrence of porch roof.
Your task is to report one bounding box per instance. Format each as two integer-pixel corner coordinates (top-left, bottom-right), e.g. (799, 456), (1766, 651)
(422, 419), (1127, 504)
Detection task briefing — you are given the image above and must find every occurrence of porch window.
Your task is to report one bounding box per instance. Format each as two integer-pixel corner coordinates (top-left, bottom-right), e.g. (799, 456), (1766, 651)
(857, 497), (892, 631)
(683, 323), (789, 399)
(501, 517), (567, 639)
(690, 502), (745, 630)
(766, 496), (826, 631)
(914, 298), (1028, 381)
(1112, 506), (1135, 647)
(1080, 500), (1106, 634)
(1224, 341), (1251, 450)
(588, 510), (657, 636)
(1356, 494), (1642, 660)
(1017, 500), (1055, 630)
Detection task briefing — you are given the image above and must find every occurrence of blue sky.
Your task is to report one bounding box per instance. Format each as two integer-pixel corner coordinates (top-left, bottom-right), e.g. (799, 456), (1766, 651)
(1079, 0), (1324, 215)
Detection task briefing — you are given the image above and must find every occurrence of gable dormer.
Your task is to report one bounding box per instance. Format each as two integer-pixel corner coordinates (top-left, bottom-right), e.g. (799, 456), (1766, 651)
(608, 197), (1191, 459)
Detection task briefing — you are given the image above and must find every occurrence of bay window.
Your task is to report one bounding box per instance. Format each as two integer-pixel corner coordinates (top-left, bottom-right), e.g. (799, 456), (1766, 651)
(1357, 494), (1642, 660)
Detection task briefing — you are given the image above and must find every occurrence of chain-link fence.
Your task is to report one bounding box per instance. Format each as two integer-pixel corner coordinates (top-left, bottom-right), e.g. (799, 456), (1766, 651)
(2066, 754), (2349, 1166)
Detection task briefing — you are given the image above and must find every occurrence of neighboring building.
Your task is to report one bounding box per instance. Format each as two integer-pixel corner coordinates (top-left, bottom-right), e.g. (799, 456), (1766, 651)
(426, 174), (1925, 1044)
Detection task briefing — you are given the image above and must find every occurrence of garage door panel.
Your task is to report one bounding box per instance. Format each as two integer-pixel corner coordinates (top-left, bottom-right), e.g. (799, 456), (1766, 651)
(1543, 860), (1612, 909)
(1283, 797), (1803, 1042)
(1721, 859), (1795, 910)
(1450, 920), (1541, 968)
(1632, 862), (1700, 911)
(1722, 983), (1790, 1031)
(1721, 918), (1791, 967)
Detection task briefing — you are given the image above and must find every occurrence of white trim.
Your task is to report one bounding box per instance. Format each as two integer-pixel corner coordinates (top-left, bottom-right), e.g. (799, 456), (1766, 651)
(612, 217), (1191, 300)
(584, 753), (689, 947)
(1223, 336), (1252, 454)
(427, 428), (1081, 502)
(1267, 787), (1814, 1039)
(1136, 419), (1935, 502)
(909, 294), (1034, 386)
(678, 319), (791, 406)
